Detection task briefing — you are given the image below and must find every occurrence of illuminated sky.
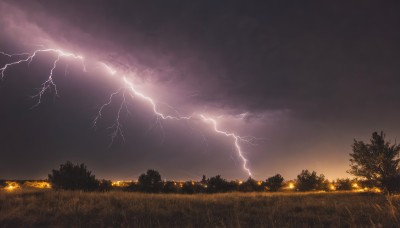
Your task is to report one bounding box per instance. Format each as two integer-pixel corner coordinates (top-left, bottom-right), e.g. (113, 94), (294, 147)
(1, 1), (400, 181)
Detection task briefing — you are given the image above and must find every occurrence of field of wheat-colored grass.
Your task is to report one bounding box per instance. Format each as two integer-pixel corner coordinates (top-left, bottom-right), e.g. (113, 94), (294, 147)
(0, 190), (399, 227)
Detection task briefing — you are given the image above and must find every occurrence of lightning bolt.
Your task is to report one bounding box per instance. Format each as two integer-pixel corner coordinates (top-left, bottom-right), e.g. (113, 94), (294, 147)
(199, 115), (252, 176)
(1, 48), (254, 177)
(0, 49), (85, 107)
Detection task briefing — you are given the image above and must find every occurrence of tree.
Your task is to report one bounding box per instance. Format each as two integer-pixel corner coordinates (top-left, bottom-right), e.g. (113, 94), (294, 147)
(207, 175), (229, 193)
(163, 181), (180, 193)
(335, 178), (353, 191)
(349, 131), (400, 193)
(239, 177), (263, 192)
(296, 170), (325, 191)
(138, 169), (163, 193)
(181, 181), (204, 194)
(200, 175), (207, 185)
(48, 161), (99, 191)
(98, 179), (112, 192)
(265, 174), (284, 192)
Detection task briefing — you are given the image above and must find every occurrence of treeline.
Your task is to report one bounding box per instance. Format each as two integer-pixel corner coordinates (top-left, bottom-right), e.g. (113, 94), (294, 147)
(44, 161), (367, 194)
(117, 170), (365, 193)
(4, 131), (399, 194)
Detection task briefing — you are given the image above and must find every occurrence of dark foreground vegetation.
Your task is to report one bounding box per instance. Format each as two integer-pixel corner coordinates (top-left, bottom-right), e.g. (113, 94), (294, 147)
(26, 131), (397, 195)
(0, 190), (399, 227)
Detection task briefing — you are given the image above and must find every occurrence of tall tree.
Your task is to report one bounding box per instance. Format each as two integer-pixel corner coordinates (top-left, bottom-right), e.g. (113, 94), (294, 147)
(138, 169), (163, 193)
(349, 131), (400, 193)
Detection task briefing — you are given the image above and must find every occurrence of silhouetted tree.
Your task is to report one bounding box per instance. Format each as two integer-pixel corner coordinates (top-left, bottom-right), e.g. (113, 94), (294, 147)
(200, 175), (207, 185)
(98, 179), (112, 192)
(227, 181), (241, 192)
(124, 182), (140, 192)
(138, 169), (163, 193)
(296, 170), (325, 191)
(349, 131), (400, 194)
(181, 181), (204, 194)
(207, 175), (229, 193)
(48, 161), (99, 191)
(265, 174), (284, 192)
(239, 177), (263, 192)
(335, 178), (353, 191)
(317, 178), (330, 191)
(163, 181), (180, 193)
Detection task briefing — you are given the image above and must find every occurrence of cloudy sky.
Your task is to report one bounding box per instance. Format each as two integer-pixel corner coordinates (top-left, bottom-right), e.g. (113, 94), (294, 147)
(1, 0), (400, 181)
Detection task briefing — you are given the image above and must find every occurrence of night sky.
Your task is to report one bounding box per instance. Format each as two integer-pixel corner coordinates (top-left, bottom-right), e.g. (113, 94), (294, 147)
(1, 1), (400, 181)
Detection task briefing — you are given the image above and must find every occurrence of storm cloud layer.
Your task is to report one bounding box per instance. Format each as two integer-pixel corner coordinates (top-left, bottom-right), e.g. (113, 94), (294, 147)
(1, 1), (400, 181)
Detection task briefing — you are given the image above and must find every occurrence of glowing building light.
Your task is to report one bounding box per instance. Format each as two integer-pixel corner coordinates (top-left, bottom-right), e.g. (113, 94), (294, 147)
(111, 181), (131, 187)
(372, 188), (381, 193)
(4, 181), (21, 191)
(329, 184), (336, 191)
(24, 181), (51, 189)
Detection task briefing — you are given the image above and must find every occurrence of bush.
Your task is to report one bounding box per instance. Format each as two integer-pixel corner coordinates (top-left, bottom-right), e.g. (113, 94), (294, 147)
(239, 177), (263, 192)
(265, 174), (284, 192)
(48, 161), (99, 191)
(138, 169), (163, 193)
(336, 178), (353, 191)
(296, 170), (325, 191)
(207, 175), (229, 193)
(98, 179), (112, 192)
(163, 181), (180, 193)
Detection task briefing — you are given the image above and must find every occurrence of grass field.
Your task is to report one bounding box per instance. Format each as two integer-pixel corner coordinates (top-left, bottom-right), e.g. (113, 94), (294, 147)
(0, 190), (399, 227)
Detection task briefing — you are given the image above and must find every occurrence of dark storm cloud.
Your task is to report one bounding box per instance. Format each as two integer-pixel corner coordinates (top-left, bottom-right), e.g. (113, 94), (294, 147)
(1, 0), (400, 180)
(8, 0), (399, 116)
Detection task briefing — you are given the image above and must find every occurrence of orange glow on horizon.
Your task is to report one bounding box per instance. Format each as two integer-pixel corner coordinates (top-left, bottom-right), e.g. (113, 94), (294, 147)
(111, 181), (132, 187)
(24, 181), (51, 189)
(3, 181), (21, 191)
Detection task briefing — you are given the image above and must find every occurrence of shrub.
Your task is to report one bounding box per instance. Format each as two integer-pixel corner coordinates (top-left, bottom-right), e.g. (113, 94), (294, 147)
(265, 174), (284, 191)
(207, 175), (229, 193)
(138, 169), (163, 193)
(336, 178), (353, 191)
(48, 161), (99, 191)
(296, 170), (325, 191)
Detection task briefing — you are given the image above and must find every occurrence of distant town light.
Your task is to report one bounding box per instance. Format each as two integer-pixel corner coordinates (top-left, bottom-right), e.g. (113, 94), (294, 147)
(329, 184), (336, 191)
(4, 181), (21, 191)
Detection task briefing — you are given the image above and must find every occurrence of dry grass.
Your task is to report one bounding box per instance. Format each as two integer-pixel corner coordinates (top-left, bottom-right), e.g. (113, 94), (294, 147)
(0, 190), (399, 227)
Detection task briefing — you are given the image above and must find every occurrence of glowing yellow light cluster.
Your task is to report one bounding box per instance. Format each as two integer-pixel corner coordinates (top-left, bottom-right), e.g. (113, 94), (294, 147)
(288, 182), (295, 189)
(111, 181), (131, 187)
(24, 181), (51, 189)
(3, 181), (21, 191)
(329, 184), (336, 191)
(372, 187), (381, 193)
